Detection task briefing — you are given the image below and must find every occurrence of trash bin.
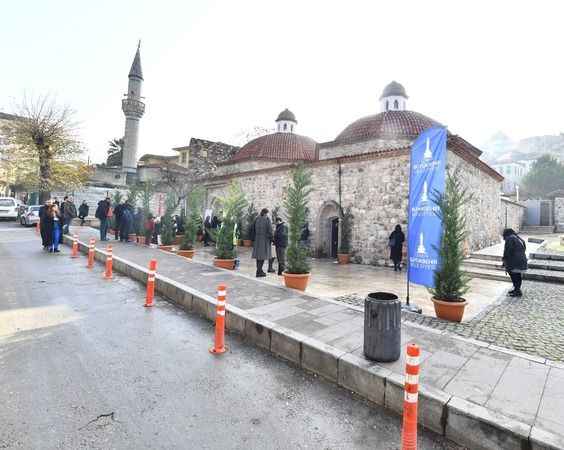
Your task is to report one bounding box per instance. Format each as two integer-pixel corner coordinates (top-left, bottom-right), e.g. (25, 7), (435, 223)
(364, 292), (401, 362)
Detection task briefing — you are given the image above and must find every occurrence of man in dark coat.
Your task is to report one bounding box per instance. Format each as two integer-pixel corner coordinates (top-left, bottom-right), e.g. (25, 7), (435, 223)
(389, 224), (405, 271)
(62, 196), (77, 234)
(273, 217), (288, 276)
(78, 201), (89, 226)
(39, 200), (52, 250)
(119, 202), (134, 242)
(252, 208), (272, 277)
(113, 201), (124, 241)
(95, 197), (111, 241)
(502, 228), (528, 297)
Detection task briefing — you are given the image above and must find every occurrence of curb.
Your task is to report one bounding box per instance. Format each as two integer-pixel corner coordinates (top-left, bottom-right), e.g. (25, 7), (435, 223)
(63, 235), (564, 450)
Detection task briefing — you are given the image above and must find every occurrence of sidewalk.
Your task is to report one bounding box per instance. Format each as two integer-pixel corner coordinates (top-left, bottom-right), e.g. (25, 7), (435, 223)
(65, 227), (564, 450)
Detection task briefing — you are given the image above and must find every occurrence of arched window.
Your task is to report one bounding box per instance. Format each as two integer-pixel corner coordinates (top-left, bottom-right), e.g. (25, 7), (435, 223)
(291, 124), (294, 132)
(386, 100), (389, 111)
(394, 99), (399, 109)
(284, 123), (287, 131)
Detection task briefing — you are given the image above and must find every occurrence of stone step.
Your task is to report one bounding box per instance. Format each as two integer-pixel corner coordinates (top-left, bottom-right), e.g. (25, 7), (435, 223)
(468, 252), (502, 262)
(521, 226), (555, 234)
(464, 257), (564, 273)
(531, 252), (564, 262)
(462, 265), (564, 284)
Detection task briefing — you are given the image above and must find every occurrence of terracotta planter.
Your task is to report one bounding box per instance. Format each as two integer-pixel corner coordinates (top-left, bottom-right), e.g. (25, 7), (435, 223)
(337, 253), (350, 264)
(432, 297), (467, 322)
(283, 272), (311, 291)
(214, 258), (235, 270)
(238, 240), (244, 247)
(174, 234), (184, 245)
(243, 240), (252, 247)
(159, 245), (175, 253)
(128, 234), (137, 242)
(178, 249), (195, 259)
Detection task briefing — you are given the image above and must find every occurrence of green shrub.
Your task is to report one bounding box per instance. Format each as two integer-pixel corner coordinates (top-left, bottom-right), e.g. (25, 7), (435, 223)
(213, 182), (247, 259)
(338, 206), (353, 254)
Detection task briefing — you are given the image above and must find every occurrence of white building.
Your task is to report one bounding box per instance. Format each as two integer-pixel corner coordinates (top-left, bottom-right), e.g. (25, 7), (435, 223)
(491, 160), (535, 193)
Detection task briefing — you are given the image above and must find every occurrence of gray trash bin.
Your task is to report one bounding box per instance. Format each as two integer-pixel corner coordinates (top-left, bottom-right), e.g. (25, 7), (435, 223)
(364, 292), (401, 362)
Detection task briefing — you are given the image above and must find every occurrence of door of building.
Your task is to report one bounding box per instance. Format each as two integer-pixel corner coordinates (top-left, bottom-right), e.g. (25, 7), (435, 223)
(540, 201), (552, 226)
(331, 217), (339, 258)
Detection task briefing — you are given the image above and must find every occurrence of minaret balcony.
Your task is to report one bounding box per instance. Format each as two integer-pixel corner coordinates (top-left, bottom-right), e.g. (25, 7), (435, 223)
(122, 98), (145, 118)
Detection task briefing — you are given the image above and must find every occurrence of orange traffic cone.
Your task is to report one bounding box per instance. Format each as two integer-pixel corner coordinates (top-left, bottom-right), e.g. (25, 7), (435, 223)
(401, 343), (420, 450)
(144, 259), (157, 307)
(210, 284), (227, 354)
(103, 245), (113, 279)
(87, 238), (95, 269)
(70, 234), (79, 258)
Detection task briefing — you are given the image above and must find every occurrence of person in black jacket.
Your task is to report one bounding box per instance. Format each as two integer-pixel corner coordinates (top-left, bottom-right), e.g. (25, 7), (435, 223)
(389, 224), (406, 271)
(78, 201), (89, 226)
(113, 201), (124, 241)
(502, 228), (528, 297)
(39, 200), (52, 250)
(273, 217), (288, 276)
(95, 197), (111, 241)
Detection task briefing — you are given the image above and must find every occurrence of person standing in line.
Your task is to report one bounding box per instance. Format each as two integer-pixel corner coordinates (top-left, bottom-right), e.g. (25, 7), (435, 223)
(43, 204), (62, 253)
(120, 201), (133, 242)
(62, 196), (77, 234)
(273, 217), (288, 276)
(203, 216), (212, 246)
(113, 200), (124, 241)
(252, 208), (272, 277)
(388, 224), (406, 272)
(502, 228), (528, 297)
(38, 199), (52, 250)
(78, 200), (89, 226)
(144, 213), (155, 246)
(95, 197), (111, 241)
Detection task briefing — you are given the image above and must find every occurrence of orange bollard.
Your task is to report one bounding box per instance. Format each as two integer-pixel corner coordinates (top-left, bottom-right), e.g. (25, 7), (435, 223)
(87, 238), (95, 269)
(70, 234), (79, 258)
(401, 343), (420, 450)
(103, 245), (113, 279)
(35, 221), (40, 235)
(209, 284), (227, 355)
(144, 259), (157, 307)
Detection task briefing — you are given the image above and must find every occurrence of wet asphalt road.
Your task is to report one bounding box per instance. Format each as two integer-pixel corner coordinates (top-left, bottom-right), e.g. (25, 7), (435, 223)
(0, 221), (463, 449)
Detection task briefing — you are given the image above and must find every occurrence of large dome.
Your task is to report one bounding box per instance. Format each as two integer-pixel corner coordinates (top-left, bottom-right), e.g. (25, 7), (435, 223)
(231, 132), (317, 162)
(335, 110), (442, 144)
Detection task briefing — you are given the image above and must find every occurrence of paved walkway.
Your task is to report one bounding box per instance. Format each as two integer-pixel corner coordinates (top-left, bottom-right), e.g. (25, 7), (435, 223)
(67, 226), (564, 448)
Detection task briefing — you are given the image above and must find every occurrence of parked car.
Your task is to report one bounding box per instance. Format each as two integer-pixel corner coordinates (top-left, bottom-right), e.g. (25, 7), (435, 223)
(0, 197), (19, 220)
(20, 205), (41, 226)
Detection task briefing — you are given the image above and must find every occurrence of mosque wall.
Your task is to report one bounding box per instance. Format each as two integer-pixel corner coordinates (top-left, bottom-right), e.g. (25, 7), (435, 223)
(318, 137), (411, 160)
(204, 147), (503, 266)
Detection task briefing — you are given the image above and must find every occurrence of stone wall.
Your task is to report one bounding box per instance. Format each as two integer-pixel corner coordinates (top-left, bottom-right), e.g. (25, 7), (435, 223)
(318, 138), (411, 160)
(555, 197), (564, 232)
(215, 160), (284, 176)
(204, 147), (503, 266)
(186, 138), (239, 179)
(501, 198), (526, 232)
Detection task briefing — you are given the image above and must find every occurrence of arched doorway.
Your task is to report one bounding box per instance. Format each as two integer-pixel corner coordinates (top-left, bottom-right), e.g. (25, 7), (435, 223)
(316, 200), (341, 258)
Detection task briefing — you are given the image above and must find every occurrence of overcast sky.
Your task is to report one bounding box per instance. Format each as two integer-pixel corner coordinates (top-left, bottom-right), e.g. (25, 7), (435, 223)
(1, 0), (563, 163)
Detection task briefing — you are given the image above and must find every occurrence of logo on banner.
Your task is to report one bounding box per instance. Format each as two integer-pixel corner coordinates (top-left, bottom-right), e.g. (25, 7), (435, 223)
(420, 181), (429, 204)
(423, 138), (433, 160)
(416, 232), (427, 256)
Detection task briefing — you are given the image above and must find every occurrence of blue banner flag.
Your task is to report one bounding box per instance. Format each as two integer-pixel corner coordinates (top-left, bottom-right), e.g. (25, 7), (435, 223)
(407, 126), (447, 288)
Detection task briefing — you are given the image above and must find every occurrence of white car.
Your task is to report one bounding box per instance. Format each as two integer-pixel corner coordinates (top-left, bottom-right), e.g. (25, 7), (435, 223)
(0, 197), (19, 220)
(20, 205), (41, 226)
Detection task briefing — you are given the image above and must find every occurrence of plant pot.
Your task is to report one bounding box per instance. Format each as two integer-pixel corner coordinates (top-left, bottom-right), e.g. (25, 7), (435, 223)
(243, 240), (252, 247)
(197, 234), (203, 242)
(283, 272), (310, 291)
(128, 234), (137, 242)
(178, 249), (195, 259)
(159, 245), (175, 253)
(214, 258), (235, 270)
(238, 240), (244, 247)
(431, 297), (467, 322)
(137, 236), (146, 246)
(174, 234), (184, 245)
(337, 253), (350, 264)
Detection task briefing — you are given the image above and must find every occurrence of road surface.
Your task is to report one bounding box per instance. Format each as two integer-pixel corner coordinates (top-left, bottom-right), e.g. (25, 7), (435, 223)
(0, 221), (463, 449)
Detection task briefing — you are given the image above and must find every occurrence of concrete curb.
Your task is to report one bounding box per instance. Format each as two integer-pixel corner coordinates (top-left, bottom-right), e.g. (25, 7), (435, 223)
(63, 235), (563, 450)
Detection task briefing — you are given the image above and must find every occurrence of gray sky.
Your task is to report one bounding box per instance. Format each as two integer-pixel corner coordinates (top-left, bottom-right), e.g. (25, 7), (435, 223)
(1, 0), (563, 163)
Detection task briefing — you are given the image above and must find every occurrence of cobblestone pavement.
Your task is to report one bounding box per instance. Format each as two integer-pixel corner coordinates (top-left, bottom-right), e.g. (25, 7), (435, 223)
(335, 280), (564, 362)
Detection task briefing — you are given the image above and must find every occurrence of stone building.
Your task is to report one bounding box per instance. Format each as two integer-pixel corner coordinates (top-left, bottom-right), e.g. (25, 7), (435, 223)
(198, 82), (510, 265)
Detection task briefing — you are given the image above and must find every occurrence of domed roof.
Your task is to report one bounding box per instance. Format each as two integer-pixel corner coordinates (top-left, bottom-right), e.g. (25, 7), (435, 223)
(335, 110), (443, 143)
(276, 108), (297, 123)
(379, 81), (407, 99)
(231, 132), (317, 162)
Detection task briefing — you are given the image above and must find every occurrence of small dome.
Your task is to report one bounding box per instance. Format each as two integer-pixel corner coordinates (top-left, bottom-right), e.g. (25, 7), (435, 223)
(276, 108), (297, 123)
(335, 110), (442, 143)
(231, 132), (316, 162)
(380, 81), (408, 100)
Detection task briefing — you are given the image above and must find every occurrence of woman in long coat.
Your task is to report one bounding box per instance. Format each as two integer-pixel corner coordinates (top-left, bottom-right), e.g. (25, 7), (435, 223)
(252, 208), (272, 277)
(502, 228), (527, 297)
(389, 224), (405, 271)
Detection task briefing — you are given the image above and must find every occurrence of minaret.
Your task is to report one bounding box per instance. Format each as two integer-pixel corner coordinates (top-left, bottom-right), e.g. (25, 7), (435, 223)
(121, 42), (145, 183)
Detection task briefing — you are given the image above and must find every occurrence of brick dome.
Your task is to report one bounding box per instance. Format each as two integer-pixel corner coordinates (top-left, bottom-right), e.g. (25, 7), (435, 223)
(335, 110), (443, 144)
(231, 132), (317, 162)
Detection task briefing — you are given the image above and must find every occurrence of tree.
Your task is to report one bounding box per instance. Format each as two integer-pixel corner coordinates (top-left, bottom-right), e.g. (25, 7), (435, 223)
(160, 193), (178, 246)
(522, 154), (564, 198)
(107, 137), (124, 166)
(338, 206), (354, 254)
(284, 165), (313, 274)
(159, 161), (192, 212)
(0, 94), (84, 202)
(213, 182), (247, 259)
(180, 186), (205, 251)
(430, 171), (473, 301)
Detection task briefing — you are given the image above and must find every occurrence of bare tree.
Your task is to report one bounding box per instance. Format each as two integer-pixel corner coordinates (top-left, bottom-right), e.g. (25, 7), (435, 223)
(0, 94), (84, 202)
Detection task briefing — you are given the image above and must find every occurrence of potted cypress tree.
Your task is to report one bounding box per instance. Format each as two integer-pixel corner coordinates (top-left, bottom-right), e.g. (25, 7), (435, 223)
(430, 171), (474, 322)
(283, 165), (313, 291)
(159, 194), (177, 252)
(178, 187), (204, 259)
(337, 206), (353, 264)
(243, 203), (258, 247)
(213, 182), (247, 269)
